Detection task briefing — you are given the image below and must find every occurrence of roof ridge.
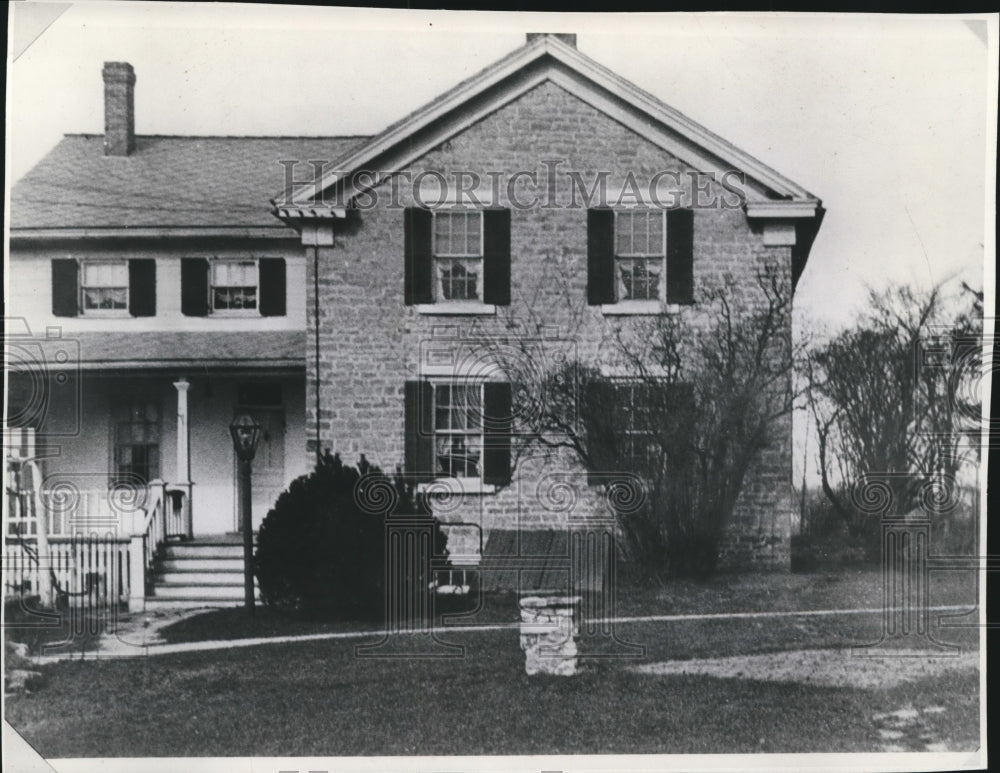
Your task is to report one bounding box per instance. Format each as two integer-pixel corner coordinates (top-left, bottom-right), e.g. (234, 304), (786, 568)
(64, 133), (372, 140)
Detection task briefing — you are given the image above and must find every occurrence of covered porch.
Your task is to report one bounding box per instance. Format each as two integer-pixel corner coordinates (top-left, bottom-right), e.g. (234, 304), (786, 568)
(4, 331), (306, 609)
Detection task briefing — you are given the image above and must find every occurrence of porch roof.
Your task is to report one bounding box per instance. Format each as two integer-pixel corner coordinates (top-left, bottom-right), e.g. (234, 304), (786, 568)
(13, 331), (305, 370)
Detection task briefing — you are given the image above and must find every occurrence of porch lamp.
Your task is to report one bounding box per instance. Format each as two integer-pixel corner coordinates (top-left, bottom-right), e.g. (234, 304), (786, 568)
(229, 413), (261, 616)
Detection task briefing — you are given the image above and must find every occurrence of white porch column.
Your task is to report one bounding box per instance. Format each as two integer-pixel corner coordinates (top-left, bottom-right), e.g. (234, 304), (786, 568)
(173, 377), (193, 538)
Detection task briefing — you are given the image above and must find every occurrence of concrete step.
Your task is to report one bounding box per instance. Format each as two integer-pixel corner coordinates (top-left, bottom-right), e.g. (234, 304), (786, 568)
(165, 544), (244, 559)
(160, 558), (246, 572)
(152, 583), (250, 600)
(156, 570), (256, 585)
(144, 597), (256, 610)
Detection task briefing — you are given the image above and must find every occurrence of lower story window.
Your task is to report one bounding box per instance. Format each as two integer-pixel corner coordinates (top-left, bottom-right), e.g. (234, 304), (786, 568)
(434, 383), (483, 478)
(113, 399), (161, 484)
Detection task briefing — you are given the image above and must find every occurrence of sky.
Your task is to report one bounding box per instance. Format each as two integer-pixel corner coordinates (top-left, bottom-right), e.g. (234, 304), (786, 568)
(4, 4), (997, 484)
(6, 4), (995, 330)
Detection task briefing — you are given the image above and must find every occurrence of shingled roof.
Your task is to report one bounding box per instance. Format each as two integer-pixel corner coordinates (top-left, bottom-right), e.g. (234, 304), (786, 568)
(8, 331), (304, 370)
(9, 134), (368, 230)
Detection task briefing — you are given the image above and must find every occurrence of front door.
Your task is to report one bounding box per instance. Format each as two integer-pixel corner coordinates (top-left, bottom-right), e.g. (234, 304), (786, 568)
(249, 408), (285, 530)
(234, 384), (285, 532)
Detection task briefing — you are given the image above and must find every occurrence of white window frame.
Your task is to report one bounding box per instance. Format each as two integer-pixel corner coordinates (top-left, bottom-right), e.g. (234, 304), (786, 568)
(80, 259), (129, 316)
(210, 259), (260, 316)
(426, 208), (491, 313)
(430, 380), (485, 484)
(601, 209), (679, 316)
(614, 379), (660, 471)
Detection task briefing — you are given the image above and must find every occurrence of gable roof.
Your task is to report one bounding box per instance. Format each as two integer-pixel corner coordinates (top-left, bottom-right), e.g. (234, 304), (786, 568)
(10, 135), (367, 232)
(276, 34), (821, 218)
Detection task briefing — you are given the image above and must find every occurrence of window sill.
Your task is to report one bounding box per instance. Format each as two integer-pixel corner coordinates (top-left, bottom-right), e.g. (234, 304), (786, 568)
(81, 310), (131, 318)
(210, 310), (261, 318)
(416, 303), (497, 316)
(417, 478), (497, 496)
(600, 301), (681, 316)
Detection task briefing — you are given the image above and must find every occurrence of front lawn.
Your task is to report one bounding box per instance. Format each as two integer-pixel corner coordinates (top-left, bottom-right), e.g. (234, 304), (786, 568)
(155, 567), (978, 645)
(6, 578), (981, 757)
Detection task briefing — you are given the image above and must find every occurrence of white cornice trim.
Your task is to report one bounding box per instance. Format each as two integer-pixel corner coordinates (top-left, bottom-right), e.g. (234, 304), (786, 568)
(745, 201), (821, 219)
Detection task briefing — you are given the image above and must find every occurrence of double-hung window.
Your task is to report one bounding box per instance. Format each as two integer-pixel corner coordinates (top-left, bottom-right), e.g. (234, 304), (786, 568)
(433, 210), (483, 302)
(587, 207), (694, 312)
(403, 207), (511, 311)
(404, 379), (512, 488)
(614, 210), (665, 302)
(211, 260), (258, 312)
(113, 398), (161, 485)
(52, 258), (156, 317)
(81, 261), (129, 313)
(615, 380), (662, 471)
(179, 257), (286, 317)
(433, 383), (483, 479)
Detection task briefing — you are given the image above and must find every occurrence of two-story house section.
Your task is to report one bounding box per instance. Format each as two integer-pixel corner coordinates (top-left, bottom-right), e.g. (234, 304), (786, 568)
(6, 33), (822, 610)
(274, 33), (824, 574)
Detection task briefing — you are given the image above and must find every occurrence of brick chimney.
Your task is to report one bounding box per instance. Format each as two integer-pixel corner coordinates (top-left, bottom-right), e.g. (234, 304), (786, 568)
(527, 33), (577, 48)
(102, 62), (135, 156)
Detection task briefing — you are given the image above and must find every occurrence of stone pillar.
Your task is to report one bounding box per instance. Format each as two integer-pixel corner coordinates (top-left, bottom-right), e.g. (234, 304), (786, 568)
(519, 595), (581, 676)
(173, 378), (193, 538)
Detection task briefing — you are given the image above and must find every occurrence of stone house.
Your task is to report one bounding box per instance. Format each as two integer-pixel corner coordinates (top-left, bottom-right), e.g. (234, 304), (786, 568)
(5, 33), (822, 608)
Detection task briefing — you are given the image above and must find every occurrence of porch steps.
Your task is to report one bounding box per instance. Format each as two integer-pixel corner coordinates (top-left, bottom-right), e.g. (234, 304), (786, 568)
(145, 538), (260, 610)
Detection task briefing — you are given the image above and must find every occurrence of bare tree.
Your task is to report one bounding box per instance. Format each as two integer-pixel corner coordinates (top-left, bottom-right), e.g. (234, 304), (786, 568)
(804, 282), (982, 538)
(476, 262), (798, 579)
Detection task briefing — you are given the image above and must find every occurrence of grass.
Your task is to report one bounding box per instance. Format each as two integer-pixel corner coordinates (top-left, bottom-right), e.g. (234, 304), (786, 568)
(5, 568), (982, 757)
(6, 626), (979, 756)
(156, 567), (979, 644)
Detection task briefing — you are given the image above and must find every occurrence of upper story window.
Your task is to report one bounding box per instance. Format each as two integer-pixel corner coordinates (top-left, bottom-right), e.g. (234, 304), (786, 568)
(404, 207), (510, 312)
(211, 260), (258, 312)
(614, 210), (664, 302)
(181, 257), (286, 317)
(52, 258), (156, 318)
(433, 210), (483, 302)
(81, 261), (129, 313)
(587, 208), (694, 313)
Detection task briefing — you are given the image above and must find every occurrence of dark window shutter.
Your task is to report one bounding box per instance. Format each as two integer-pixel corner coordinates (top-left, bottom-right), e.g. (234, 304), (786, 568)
(482, 208), (511, 306)
(666, 208), (694, 305)
(404, 208), (433, 305)
(51, 260), (79, 317)
(181, 258), (209, 317)
(404, 380), (435, 481)
(482, 382), (512, 486)
(259, 258), (287, 317)
(584, 378), (619, 486)
(587, 209), (615, 305)
(128, 259), (156, 317)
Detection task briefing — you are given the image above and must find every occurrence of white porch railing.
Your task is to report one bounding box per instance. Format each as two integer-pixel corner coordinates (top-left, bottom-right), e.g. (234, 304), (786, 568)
(3, 463), (190, 611)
